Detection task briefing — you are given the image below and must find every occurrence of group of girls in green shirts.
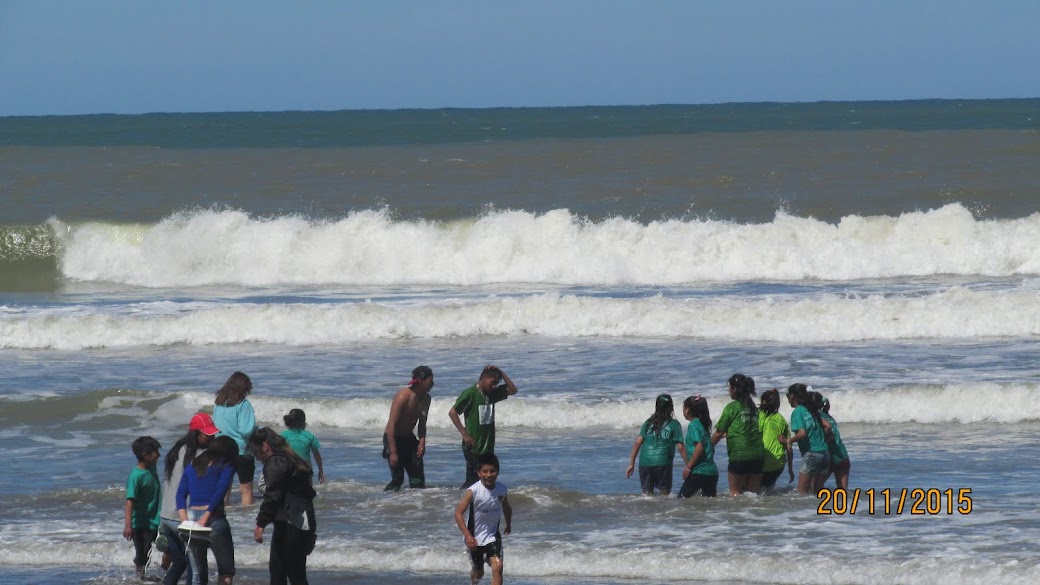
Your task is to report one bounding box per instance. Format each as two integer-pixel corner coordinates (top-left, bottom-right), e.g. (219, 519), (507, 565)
(626, 374), (850, 497)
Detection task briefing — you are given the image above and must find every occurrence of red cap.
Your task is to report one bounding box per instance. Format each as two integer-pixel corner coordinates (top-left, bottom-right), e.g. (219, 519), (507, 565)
(188, 412), (220, 436)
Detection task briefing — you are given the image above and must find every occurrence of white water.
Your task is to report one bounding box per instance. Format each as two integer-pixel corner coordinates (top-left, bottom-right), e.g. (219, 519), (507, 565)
(49, 204), (1040, 287)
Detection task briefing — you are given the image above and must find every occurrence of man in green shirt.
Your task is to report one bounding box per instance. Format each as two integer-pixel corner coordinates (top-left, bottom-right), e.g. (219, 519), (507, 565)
(448, 365), (519, 488)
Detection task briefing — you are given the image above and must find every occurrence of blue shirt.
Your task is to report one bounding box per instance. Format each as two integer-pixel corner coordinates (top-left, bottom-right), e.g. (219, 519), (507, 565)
(213, 399), (256, 455)
(176, 462), (235, 515)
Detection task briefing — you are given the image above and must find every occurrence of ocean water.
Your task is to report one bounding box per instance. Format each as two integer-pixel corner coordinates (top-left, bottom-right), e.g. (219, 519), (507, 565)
(1, 100), (1039, 585)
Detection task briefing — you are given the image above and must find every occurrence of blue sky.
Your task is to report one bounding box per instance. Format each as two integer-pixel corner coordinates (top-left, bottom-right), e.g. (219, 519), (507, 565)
(2, 1), (1038, 116)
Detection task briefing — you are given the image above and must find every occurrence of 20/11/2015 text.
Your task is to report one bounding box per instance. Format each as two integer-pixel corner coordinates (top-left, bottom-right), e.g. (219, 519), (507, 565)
(817, 488), (973, 515)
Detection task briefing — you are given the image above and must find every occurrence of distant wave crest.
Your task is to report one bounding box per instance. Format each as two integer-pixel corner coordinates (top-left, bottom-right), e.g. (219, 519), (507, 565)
(42, 203), (1040, 287)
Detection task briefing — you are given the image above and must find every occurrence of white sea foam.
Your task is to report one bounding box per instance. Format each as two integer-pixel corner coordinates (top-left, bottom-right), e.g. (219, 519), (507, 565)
(85, 384), (1040, 428)
(3, 285), (1040, 349)
(1, 531), (1037, 585)
(50, 204), (1040, 287)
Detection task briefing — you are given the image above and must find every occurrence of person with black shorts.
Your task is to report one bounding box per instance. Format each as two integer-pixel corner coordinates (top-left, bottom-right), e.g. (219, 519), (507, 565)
(454, 453), (512, 585)
(383, 366), (434, 491)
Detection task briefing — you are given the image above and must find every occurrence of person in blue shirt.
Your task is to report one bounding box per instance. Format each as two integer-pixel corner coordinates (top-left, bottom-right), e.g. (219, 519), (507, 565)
(212, 371), (257, 506)
(176, 435), (239, 585)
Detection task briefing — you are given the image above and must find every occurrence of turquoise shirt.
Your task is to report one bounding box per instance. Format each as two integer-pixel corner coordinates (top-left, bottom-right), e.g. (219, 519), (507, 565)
(821, 412), (849, 463)
(790, 405), (828, 454)
(638, 418), (683, 467)
(281, 428), (321, 461)
(683, 419), (718, 476)
(126, 465), (161, 530)
(213, 399), (256, 455)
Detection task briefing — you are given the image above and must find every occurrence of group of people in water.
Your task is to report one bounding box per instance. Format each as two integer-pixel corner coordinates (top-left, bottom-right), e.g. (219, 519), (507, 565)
(123, 372), (320, 585)
(124, 367), (849, 585)
(628, 373), (851, 498)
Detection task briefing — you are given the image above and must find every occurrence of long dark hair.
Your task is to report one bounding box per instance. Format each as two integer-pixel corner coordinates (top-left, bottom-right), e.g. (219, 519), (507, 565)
(191, 435), (239, 477)
(247, 427), (312, 475)
(788, 383), (823, 426)
(759, 388), (781, 416)
(647, 394), (675, 435)
(164, 430), (206, 482)
(215, 371), (252, 407)
(729, 373), (758, 415)
(683, 395), (712, 434)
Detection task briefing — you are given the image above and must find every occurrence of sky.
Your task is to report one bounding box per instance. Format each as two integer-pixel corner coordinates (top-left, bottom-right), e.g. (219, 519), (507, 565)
(1, 1), (1038, 116)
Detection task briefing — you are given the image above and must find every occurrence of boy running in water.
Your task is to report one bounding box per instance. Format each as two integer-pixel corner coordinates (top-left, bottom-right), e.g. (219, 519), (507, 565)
(454, 453), (512, 585)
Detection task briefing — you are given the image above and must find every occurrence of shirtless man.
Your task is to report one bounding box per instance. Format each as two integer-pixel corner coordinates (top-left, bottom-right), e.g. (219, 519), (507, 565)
(382, 365), (434, 491)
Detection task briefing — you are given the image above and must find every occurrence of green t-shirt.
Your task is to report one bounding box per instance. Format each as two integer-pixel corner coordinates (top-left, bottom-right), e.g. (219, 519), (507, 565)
(453, 384), (510, 455)
(683, 419), (718, 476)
(126, 466), (161, 530)
(638, 418), (683, 467)
(281, 428), (321, 461)
(758, 411), (790, 473)
(821, 412), (849, 463)
(715, 401), (765, 462)
(790, 405), (828, 454)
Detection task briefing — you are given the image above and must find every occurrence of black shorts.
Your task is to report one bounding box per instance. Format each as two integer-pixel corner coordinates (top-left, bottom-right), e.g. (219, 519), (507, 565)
(638, 465), (673, 494)
(468, 534), (503, 570)
(236, 454), (256, 484)
(727, 459), (764, 475)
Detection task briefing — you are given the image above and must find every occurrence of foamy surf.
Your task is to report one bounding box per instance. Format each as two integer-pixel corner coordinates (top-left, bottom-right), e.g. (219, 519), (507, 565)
(43, 203), (1040, 287)
(3, 285), (1039, 349)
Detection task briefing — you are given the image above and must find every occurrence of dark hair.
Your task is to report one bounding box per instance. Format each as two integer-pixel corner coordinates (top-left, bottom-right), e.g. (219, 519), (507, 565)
(788, 383), (824, 426)
(480, 366), (502, 383)
(683, 395), (712, 434)
(132, 436), (161, 461)
(164, 429), (207, 482)
(247, 427), (312, 475)
(648, 394), (675, 435)
(729, 373), (758, 415)
(192, 435), (239, 477)
(760, 388), (781, 416)
(476, 452), (500, 472)
(283, 408), (306, 430)
(411, 365), (433, 382)
(215, 371), (252, 407)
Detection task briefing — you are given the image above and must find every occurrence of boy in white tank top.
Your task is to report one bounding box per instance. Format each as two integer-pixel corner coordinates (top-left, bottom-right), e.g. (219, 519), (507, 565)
(454, 453), (513, 585)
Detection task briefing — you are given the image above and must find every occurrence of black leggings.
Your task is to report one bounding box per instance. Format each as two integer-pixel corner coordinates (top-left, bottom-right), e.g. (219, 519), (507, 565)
(269, 521), (316, 585)
(677, 473), (719, 498)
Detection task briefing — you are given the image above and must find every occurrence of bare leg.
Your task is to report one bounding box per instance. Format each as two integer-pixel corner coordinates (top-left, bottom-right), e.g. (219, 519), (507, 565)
(796, 472), (813, 494)
(240, 481), (254, 506)
(471, 568), (484, 585)
(489, 556), (504, 585)
(727, 471), (741, 496)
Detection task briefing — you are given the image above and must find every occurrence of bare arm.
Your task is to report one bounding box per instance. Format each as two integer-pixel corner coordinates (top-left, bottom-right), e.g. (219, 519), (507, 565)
(497, 368), (518, 396)
(784, 436), (795, 482)
(454, 489), (477, 550)
(501, 494), (512, 535)
(313, 448), (325, 484)
(710, 430), (726, 446)
(625, 436), (644, 478)
(676, 442), (688, 464)
(448, 406), (475, 448)
(682, 442), (705, 480)
(123, 499), (134, 540)
(417, 396), (429, 457)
